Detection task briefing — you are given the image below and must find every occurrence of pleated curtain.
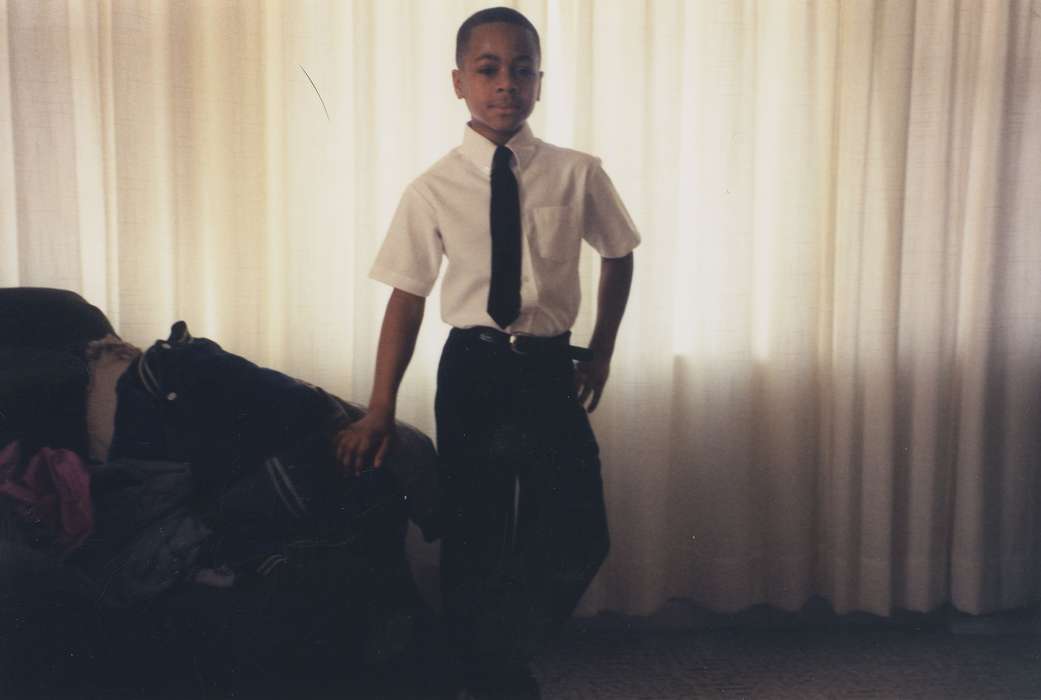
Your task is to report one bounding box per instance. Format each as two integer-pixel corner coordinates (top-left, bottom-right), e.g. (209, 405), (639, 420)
(2, 0), (1039, 617)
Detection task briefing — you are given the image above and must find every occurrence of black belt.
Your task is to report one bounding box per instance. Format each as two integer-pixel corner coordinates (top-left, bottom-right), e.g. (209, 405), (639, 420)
(457, 326), (594, 362)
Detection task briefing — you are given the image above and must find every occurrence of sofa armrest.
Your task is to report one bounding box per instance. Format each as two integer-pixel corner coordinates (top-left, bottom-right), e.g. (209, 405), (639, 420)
(0, 287), (115, 355)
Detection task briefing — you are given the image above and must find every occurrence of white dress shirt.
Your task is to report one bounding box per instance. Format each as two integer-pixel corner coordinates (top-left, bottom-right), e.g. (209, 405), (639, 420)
(370, 123), (641, 336)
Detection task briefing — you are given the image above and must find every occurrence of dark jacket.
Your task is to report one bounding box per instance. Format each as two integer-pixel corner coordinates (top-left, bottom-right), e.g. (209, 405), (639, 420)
(109, 321), (344, 494)
(108, 321), (440, 540)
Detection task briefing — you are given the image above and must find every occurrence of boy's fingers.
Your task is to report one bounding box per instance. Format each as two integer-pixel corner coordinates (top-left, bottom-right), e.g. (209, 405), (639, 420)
(360, 441), (375, 474)
(577, 383), (591, 407)
(341, 430), (361, 465)
(588, 386), (603, 413)
(574, 365), (588, 393)
(349, 437), (367, 474)
(373, 437), (391, 469)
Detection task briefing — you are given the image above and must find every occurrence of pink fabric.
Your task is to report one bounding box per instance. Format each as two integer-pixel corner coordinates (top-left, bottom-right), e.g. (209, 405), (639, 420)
(0, 441), (93, 553)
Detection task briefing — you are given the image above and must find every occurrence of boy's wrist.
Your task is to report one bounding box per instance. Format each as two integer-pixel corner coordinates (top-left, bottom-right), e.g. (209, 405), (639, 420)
(588, 336), (616, 359)
(366, 399), (396, 421)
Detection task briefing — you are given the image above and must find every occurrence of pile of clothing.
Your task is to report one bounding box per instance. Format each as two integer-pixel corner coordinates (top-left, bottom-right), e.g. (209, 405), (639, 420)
(0, 288), (441, 698)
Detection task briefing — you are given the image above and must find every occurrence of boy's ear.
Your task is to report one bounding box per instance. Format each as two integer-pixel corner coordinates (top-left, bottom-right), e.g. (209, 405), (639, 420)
(452, 68), (465, 99)
(536, 71), (543, 101)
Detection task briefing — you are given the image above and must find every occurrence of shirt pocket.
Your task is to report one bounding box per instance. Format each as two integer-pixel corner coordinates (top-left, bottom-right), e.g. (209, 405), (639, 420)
(531, 206), (580, 262)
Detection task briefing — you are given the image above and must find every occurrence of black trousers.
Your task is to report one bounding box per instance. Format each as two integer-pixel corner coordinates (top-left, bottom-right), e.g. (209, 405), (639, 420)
(435, 328), (610, 671)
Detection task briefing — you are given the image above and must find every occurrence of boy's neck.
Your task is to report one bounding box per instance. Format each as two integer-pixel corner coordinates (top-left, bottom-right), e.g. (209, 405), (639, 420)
(468, 120), (525, 146)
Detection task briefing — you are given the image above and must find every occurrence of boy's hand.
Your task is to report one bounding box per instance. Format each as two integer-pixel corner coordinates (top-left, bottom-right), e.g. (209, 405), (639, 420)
(334, 410), (396, 475)
(575, 357), (611, 413)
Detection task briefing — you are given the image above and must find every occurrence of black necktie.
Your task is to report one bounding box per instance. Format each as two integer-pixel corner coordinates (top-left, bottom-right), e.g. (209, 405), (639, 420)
(487, 145), (521, 329)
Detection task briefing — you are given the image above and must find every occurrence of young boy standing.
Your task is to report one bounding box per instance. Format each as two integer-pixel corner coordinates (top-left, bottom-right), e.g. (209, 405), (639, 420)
(337, 7), (639, 698)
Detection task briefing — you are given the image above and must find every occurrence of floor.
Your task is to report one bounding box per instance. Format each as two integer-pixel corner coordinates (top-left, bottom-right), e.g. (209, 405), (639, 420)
(532, 603), (1041, 699)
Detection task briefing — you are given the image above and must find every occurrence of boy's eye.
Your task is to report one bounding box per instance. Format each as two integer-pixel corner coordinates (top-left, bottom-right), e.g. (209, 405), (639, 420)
(477, 67), (497, 76)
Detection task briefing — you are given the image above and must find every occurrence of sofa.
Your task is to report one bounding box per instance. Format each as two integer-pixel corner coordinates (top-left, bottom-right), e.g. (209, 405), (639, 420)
(0, 287), (443, 698)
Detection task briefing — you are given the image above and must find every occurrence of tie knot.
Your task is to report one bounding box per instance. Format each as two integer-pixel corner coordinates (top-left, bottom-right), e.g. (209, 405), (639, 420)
(493, 146), (513, 172)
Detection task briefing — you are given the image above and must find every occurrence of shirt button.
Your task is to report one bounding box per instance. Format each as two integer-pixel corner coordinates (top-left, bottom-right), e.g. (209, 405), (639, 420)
(166, 392), (177, 401)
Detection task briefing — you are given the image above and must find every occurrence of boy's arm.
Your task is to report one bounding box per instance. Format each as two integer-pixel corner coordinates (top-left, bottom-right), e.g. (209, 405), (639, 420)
(576, 252), (634, 413)
(335, 287), (425, 473)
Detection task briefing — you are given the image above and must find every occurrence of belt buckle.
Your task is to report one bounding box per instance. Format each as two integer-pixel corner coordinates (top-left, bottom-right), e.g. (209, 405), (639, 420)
(508, 334), (529, 355)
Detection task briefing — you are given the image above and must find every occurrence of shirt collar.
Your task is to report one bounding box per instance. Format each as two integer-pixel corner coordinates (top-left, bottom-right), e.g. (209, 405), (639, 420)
(459, 122), (538, 174)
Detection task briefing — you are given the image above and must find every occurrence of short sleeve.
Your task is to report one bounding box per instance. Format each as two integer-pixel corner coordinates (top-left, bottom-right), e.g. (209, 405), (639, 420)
(369, 183), (444, 297)
(582, 160), (642, 258)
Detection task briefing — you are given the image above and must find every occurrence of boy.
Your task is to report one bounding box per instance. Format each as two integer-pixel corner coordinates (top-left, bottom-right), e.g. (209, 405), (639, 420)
(337, 7), (639, 698)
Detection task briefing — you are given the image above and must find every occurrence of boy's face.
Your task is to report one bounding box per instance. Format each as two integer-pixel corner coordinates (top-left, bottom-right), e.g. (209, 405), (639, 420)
(452, 22), (542, 145)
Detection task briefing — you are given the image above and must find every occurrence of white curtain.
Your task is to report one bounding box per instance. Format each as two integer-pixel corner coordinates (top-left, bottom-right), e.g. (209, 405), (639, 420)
(3, 0), (1040, 617)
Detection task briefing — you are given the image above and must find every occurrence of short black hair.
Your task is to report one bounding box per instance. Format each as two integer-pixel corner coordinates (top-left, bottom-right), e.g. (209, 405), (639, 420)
(455, 7), (541, 68)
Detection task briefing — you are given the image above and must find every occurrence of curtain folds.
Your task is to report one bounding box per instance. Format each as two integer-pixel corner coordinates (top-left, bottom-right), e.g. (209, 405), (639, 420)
(2, 0), (1039, 617)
